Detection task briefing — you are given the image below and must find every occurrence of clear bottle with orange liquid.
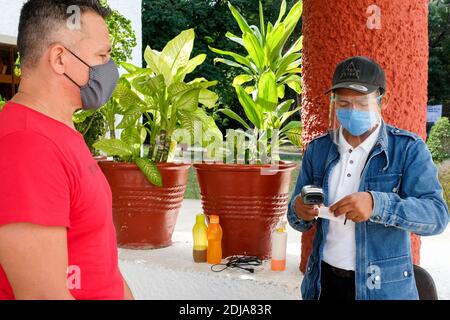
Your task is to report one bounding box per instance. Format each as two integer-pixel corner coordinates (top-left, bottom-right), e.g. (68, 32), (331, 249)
(271, 221), (287, 271)
(207, 215), (223, 264)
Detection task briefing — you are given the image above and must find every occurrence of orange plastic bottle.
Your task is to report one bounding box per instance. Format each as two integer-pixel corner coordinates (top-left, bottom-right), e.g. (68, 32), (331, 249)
(207, 215), (223, 264)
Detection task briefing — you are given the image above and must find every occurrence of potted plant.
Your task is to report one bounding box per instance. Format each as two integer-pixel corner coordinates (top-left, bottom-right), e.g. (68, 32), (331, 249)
(94, 28), (222, 249)
(194, 0), (303, 259)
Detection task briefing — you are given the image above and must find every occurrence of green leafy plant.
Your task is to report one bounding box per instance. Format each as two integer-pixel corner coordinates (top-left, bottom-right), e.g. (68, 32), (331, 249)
(210, 0), (303, 164)
(437, 160), (450, 209)
(0, 95), (6, 112)
(428, 117), (450, 163)
(94, 29), (222, 186)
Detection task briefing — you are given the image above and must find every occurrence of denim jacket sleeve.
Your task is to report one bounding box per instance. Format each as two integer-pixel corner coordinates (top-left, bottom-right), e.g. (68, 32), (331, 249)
(287, 142), (316, 232)
(369, 139), (449, 236)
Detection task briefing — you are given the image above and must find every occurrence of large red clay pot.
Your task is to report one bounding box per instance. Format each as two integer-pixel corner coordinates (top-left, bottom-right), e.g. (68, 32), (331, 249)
(194, 162), (297, 259)
(99, 161), (191, 249)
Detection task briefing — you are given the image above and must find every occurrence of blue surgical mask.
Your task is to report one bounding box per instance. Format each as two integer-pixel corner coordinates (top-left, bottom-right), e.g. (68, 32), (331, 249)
(336, 109), (379, 136)
(63, 47), (119, 110)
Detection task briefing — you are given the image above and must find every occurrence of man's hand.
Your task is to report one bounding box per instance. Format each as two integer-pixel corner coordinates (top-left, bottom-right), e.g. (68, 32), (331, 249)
(330, 192), (374, 223)
(294, 195), (320, 222)
(0, 223), (74, 300)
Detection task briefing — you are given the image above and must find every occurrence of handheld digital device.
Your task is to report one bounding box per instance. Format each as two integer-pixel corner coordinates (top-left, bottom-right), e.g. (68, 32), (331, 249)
(301, 185), (324, 205)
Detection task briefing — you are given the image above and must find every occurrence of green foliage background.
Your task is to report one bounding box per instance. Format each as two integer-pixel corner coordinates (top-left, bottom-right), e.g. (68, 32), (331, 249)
(142, 0), (302, 132)
(427, 117), (450, 163)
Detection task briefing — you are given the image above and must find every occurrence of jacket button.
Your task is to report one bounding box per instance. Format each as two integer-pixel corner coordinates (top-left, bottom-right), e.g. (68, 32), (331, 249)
(404, 271), (409, 277)
(375, 275), (381, 282)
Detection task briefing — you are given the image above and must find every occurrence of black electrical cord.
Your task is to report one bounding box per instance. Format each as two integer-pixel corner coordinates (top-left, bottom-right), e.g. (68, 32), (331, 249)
(211, 256), (262, 274)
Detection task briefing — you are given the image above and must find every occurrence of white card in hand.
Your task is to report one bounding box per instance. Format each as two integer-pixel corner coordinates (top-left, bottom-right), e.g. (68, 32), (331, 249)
(318, 207), (345, 222)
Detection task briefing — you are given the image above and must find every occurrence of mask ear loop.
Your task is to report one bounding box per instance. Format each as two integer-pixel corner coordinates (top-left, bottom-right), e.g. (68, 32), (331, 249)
(62, 46), (92, 88)
(328, 93), (340, 146)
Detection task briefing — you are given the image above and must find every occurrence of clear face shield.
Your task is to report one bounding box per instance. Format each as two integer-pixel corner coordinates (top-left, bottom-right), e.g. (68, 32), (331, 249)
(328, 91), (383, 146)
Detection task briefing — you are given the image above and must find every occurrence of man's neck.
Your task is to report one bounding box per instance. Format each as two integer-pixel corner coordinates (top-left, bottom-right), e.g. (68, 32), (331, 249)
(11, 82), (78, 130)
(342, 124), (380, 148)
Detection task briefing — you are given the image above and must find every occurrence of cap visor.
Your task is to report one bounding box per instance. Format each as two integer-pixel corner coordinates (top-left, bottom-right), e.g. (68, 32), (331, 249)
(324, 82), (379, 95)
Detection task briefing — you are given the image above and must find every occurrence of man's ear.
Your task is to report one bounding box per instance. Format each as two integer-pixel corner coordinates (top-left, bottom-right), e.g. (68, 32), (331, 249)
(48, 44), (67, 75)
(380, 92), (390, 111)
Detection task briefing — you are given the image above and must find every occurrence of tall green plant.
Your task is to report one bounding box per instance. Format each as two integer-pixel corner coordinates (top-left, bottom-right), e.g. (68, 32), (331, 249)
(210, 0), (303, 163)
(94, 29), (222, 186)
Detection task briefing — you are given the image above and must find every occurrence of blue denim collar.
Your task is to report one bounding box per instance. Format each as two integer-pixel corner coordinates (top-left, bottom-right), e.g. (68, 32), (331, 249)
(325, 119), (390, 171)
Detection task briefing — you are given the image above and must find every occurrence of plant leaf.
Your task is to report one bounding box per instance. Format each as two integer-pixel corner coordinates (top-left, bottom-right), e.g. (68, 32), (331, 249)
(199, 89), (219, 109)
(243, 32), (265, 70)
(225, 32), (244, 46)
(121, 126), (142, 158)
(233, 74), (254, 87)
(236, 86), (262, 129)
(228, 2), (253, 34)
(218, 108), (250, 130)
(135, 157), (162, 187)
(160, 29), (195, 80)
(284, 126), (302, 147)
(276, 99), (295, 117)
(93, 139), (133, 158)
(275, 0), (287, 27)
(120, 62), (140, 74)
(213, 58), (252, 74)
(209, 46), (255, 71)
(257, 70), (278, 112)
(176, 54), (207, 81)
(173, 89), (200, 112)
(280, 105), (301, 126)
(144, 45), (161, 74)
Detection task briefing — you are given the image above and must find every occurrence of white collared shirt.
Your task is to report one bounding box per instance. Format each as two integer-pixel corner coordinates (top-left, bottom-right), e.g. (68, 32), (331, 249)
(322, 124), (381, 271)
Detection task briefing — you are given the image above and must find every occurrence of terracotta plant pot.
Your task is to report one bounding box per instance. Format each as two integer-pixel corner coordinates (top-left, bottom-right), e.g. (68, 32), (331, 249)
(99, 161), (191, 249)
(194, 162), (297, 259)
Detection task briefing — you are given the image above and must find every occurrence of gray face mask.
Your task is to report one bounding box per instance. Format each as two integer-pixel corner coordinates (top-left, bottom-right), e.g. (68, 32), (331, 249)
(63, 47), (119, 110)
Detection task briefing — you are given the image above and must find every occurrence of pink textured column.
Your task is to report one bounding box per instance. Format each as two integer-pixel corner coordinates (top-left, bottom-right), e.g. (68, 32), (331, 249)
(300, 0), (428, 273)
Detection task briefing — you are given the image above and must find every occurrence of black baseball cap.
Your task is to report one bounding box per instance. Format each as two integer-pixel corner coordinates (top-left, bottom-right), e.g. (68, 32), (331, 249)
(325, 56), (386, 95)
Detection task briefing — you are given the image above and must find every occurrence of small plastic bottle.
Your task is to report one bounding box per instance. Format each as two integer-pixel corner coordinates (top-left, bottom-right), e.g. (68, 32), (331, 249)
(207, 215), (223, 265)
(192, 214), (208, 263)
(271, 221), (287, 271)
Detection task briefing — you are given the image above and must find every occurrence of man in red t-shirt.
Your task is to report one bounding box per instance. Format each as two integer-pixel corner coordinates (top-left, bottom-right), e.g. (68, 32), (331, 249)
(0, 0), (133, 300)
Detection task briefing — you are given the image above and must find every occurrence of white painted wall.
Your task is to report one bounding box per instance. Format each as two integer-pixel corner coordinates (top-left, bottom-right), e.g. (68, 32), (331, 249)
(0, 0), (142, 67)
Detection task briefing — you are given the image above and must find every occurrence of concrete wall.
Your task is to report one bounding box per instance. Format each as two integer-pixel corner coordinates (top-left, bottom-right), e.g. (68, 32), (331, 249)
(0, 0), (142, 67)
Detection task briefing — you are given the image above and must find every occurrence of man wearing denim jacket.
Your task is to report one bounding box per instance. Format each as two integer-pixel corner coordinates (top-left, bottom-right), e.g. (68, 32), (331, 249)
(287, 56), (449, 300)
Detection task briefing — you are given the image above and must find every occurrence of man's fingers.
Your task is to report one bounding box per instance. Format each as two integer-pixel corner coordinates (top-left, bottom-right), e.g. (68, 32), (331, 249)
(329, 195), (354, 212)
(346, 211), (360, 222)
(332, 203), (354, 217)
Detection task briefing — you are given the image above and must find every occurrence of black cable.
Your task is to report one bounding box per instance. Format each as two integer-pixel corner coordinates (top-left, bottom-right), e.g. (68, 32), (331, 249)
(211, 256), (262, 274)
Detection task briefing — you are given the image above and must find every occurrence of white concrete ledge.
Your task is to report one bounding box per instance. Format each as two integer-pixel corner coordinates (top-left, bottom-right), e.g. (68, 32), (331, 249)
(119, 200), (450, 300)
(119, 200), (303, 300)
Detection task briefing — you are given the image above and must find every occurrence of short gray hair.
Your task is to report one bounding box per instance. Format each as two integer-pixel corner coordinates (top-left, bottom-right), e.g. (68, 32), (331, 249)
(18, 0), (111, 68)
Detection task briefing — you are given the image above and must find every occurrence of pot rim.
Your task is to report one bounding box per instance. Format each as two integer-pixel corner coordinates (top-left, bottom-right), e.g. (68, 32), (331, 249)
(193, 161), (297, 172)
(98, 160), (192, 171)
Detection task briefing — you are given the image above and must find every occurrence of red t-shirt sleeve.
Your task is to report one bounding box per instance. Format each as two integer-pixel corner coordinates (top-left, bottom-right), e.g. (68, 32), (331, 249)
(0, 131), (72, 228)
